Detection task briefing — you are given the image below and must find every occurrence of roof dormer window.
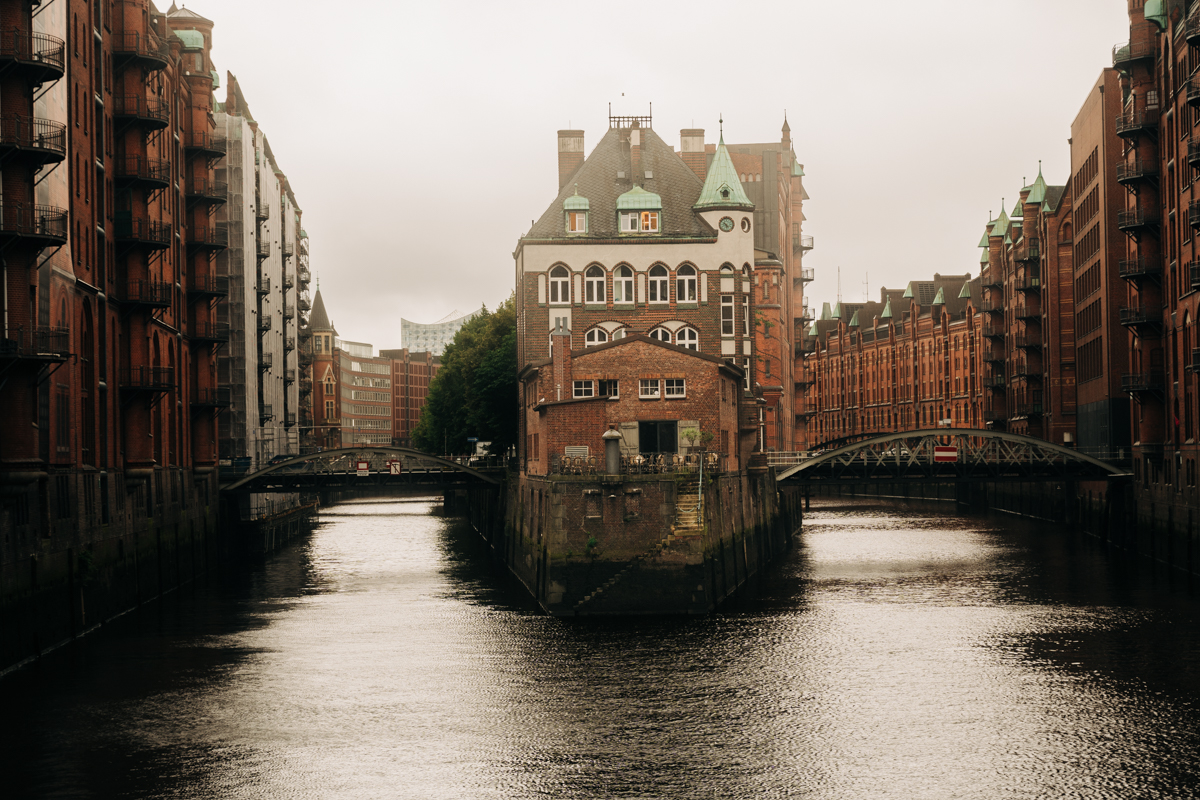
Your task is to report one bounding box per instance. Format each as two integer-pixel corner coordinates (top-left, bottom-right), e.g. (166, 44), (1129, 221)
(568, 211), (587, 233)
(616, 186), (662, 234)
(563, 188), (589, 235)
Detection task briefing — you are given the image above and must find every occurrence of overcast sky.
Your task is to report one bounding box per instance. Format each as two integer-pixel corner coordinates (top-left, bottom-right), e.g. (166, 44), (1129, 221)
(191, 0), (1130, 348)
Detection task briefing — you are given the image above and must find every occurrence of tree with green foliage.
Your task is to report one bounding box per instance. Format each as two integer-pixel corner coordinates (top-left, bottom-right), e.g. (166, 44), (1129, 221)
(412, 295), (517, 457)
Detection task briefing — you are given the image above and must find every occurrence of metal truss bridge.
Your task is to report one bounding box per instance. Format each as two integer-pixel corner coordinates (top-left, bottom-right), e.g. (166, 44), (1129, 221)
(776, 429), (1131, 485)
(221, 446), (503, 494)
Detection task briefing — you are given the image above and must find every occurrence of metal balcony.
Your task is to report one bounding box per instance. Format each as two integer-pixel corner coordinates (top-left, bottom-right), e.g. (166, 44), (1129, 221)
(284, 412), (297, 427)
(183, 131), (227, 158)
(798, 305), (813, 323)
(0, 30), (65, 84)
(282, 242), (294, 258)
(0, 203), (68, 245)
(981, 272), (1002, 290)
(1190, 140), (1200, 170)
(1112, 39), (1155, 71)
(1190, 348), (1200, 373)
(189, 322), (230, 345)
(798, 267), (814, 283)
(298, 266), (311, 285)
(113, 216), (170, 248)
(1015, 238), (1040, 263)
(0, 326), (70, 362)
(119, 366), (174, 393)
(794, 374), (815, 389)
(113, 95), (170, 130)
(1010, 366), (1042, 382)
(185, 177), (228, 205)
(1190, 201), (1200, 230)
(1014, 335), (1042, 351)
(283, 274), (295, 290)
(283, 304), (295, 320)
(188, 224), (229, 251)
(1120, 257), (1163, 282)
(984, 374), (1006, 389)
(256, 240), (271, 260)
(1015, 305), (1040, 322)
(1119, 305), (1163, 329)
(114, 155), (171, 189)
(1190, 80), (1200, 109)
(1015, 274), (1041, 293)
(257, 277), (271, 295)
(298, 296), (311, 312)
(284, 369), (296, 384)
(982, 352), (1004, 364)
(190, 387), (232, 410)
(258, 316), (273, 333)
(1121, 372), (1165, 395)
(981, 320), (1004, 339)
(121, 280), (171, 308)
(111, 30), (169, 71)
(255, 203), (270, 222)
(1016, 402), (1044, 417)
(1117, 208), (1160, 234)
(979, 299), (1003, 313)
(284, 336), (296, 352)
(260, 404), (274, 423)
(259, 352), (274, 370)
(983, 409), (1006, 423)
(1116, 160), (1159, 187)
(0, 115), (66, 165)
(1115, 109), (1159, 139)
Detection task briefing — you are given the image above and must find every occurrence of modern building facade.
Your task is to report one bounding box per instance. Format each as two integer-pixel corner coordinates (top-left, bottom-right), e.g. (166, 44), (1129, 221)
(400, 310), (478, 357)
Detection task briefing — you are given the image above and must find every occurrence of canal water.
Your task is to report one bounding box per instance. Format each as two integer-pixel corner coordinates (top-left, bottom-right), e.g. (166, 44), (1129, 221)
(4, 496), (1200, 799)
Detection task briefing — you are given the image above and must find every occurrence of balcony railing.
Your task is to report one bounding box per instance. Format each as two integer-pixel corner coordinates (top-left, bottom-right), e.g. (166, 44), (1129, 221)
(1190, 200), (1200, 230)
(298, 266), (311, 284)
(282, 274), (295, 290)
(256, 240), (271, 260)
(185, 177), (228, 203)
(1115, 109), (1159, 137)
(1190, 140), (1200, 170)
(983, 409), (1006, 423)
(1015, 274), (1041, 292)
(283, 304), (295, 320)
(1189, 80), (1200, 108)
(284, 369), (296, 384)
(259, 353), (274, 370)
(1010, 366), (1043, 381)
(111, 30), (169, 69)
(1121, 372), (1165, 394)
(190, 322), (230, 344)
(1120, 257), (1163, 281)
(799, 235), (814, 252)
(1117, 208), (1161, 231)
(120, 366), (174, 392)
(0, 326), (70, 361)
(979, 299), (1003, 313)
(1014, 335), (1042, 350)
(114, 155), (171, 187)
(0, 203), (68, 243)
(982, 352), (1004, 364)
(113, 95), (170, 128)
(191, 387), (232, 409)
(284, 412), (297, 427)
(183, 131), (227, 157)
(981, 320), (1004, 338)
(1015, 305), (1040, 321)
(284, 336), (296, 351)
(799, 267), (814, 282)
(1113, 39), (1155, 69)
(1191, 348), (1200, 372)
(260, 404), (274, 422)
(282, 242), (294, 258)
(1115, 160), (1159, 185)
(1016, 402), (1044, 417)
(188, 224), (229, 250)
(1119, 305), (1163, 327)
(0, 115), (66, 163)
(0, 30), (66, 82)
(255, 203), (270, 222)
(1015, 238), (1040, 262)
(981, 272), (1002, 289)
(984, 374), (1006, 388)
(258, 316), (273, 333)
(298, 296), (311, 312)
(121, 280), (171, 308)
(257, 277), (271, 295)
(114, 216), (170, 247)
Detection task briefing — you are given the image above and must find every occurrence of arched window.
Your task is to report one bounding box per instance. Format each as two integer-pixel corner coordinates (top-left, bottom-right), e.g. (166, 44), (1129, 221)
(549, 265), (570, 304)
(677, 327), (699, 350)
(584, 265), (606, 304)
(585, 328), (608, 347)
(614, 266), (633, 303)
(649, 327), (672, 343)
(648, 265), (669, 303)
(676, 265), (697, 303)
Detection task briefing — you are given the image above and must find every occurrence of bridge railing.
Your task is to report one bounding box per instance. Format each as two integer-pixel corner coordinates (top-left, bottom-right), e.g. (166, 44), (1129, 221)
(551, 451), (725, 476)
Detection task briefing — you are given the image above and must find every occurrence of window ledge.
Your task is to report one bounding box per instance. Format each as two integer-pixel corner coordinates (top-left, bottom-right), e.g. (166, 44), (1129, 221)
(676, 303), (699, 310)
(584, 304), (607, 310)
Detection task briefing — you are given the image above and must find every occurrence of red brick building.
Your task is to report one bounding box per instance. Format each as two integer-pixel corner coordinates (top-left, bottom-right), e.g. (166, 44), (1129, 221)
(379, 348), (440, 447)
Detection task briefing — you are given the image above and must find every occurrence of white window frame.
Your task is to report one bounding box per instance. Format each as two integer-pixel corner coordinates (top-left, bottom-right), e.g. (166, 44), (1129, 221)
(584, 266), (606, 304)
(648, 265), (669, 304)
(584, 328), (608, 347)
(572, 380), (594, 398)
(613, 265), (634, 303)
(721, 295), (734, 336)
(639, 379), (661, 399)
(549, 266), (570, 305)
(742, 296), (750, 335)
(621, 212), (639, 232)
(676, 265), (697, 303)
(648, 327), (672, 344)
(742, 357), (752, 390)
(664, 378), (686, 398)
(598, 379), (619, 398)
(676, 327), (699, 350)
(567, 211), (587, 233)
(640, 211), (659, 232)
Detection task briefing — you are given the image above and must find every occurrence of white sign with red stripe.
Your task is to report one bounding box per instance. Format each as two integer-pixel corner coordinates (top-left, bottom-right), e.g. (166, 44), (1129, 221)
(933, 446), (958, 463)
(356, 460), (370, 476)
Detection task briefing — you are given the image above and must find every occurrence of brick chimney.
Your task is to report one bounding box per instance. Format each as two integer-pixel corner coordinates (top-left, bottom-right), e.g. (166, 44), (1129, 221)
(550, 320), (572, 401)
(558, 130), (585, 191)
(629, 121), (643, 184)
(680, 128), (706, 179)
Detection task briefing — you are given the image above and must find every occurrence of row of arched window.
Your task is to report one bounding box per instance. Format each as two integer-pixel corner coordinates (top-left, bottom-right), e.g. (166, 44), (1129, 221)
(550, 264), (700, 305)
(578, 325), (700, 350)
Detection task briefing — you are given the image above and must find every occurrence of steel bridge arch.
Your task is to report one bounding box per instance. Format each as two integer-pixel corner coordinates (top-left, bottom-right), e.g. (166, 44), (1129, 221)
(776, 428), (1130, 483)
(221, 446), (501, 493)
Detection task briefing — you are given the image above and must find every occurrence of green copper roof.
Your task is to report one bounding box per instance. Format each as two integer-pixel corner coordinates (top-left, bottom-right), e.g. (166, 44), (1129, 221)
(958, 281), (971, 300)
(300, 229), (309, 239)
(694, 135), (754, 211)
(820, 302), (832, 321)
(1025, 165), (1047, 204)
(880, 298), (893, 320)
(991, 208), (1010, 239)
(1145, 0), (1167, 30)
(831, 302), (842, 320)
(175, 29), (204, 49)
(1004, 232), (1013, 245)
(932, 287), (945, 305)
(792, 160), (805, 177)
(210, 70), (220, 87)
(848, 310), (860, 328)
(978, 231), (990, 247)
(807, 323), (818, 338)
(980, 249), (990, 264)
(1012, 200), (1022, 217)
(616, 185), (661, 210)
(902, 284), (914, 299)
(563, 187), (590, 211)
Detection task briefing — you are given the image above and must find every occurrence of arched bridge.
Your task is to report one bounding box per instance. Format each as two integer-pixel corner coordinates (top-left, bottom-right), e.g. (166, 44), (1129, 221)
(776, 429), (1132, 484)
(221, 446), (503, 494)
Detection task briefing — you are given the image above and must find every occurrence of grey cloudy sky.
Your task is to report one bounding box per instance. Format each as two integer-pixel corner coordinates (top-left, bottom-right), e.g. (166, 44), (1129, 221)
(193, 0), (1129, 348)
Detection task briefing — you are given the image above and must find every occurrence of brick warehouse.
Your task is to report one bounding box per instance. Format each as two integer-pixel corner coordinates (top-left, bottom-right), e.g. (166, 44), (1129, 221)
(0, 1), (316, 672)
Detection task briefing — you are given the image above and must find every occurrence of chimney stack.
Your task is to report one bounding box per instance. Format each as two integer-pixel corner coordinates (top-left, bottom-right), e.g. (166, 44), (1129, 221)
(680, 128), (706, 179)
(629, 121), (643, 185)
(558, 130), (585, 191)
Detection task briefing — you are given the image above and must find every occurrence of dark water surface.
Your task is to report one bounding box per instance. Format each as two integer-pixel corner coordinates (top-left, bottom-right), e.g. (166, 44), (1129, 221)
(4, 497), (1200, 799)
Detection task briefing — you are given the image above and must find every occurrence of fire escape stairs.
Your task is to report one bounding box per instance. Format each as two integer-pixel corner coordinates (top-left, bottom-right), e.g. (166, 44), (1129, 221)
(573, 478), (704, 612)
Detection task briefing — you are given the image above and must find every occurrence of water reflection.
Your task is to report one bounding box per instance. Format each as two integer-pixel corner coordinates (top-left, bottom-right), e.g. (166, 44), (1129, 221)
(3, 497), (1200, 799)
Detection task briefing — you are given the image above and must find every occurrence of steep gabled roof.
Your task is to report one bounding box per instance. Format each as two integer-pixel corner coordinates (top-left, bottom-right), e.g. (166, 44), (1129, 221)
(526, 126), (713, 239)
(694, 135), (754, 211)
(309, 289), (336, 334)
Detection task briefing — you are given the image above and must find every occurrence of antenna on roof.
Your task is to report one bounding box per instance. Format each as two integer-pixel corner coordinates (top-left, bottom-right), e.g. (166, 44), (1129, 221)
(719, 114), (723, 139)
(837, 266), (842, 304)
